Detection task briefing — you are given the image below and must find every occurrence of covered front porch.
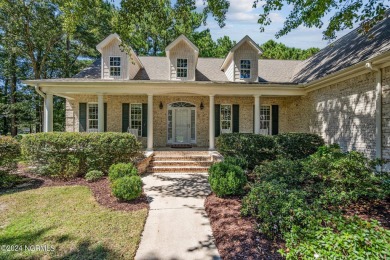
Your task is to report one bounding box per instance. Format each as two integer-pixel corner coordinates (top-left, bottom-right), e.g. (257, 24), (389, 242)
(32, 80), (306, 150)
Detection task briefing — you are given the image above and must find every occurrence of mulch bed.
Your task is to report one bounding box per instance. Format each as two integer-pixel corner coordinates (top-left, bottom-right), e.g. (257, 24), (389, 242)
(205, 193), (390, 260)
(1, 165), (149, 212)
(205, 193), (284, 260)
(343, 198), (390, 228)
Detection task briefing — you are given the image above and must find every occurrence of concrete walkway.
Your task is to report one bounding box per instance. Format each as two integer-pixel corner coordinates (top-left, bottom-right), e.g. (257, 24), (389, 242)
(135, 173), (220, 260)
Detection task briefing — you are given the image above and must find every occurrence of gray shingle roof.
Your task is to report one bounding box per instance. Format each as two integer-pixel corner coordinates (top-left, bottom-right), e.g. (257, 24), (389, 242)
(292, 12), (390, 83)
(73, 14), (390, 84)
(74, 56), (302, 83)
(73, 59), (101, 79)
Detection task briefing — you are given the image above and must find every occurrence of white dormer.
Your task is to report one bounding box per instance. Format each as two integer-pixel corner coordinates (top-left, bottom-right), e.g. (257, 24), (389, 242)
(165, 35), (199, 81)
(220, 35), (262, 82)
(96, 33), (143, 80)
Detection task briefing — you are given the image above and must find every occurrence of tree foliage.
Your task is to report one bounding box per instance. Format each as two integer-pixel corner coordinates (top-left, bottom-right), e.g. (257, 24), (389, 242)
(260, 40), (320, 60)
(206, 0), (389, 40)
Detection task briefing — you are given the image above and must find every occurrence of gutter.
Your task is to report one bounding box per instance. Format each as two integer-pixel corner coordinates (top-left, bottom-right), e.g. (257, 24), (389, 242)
(365, 62), (382, 163)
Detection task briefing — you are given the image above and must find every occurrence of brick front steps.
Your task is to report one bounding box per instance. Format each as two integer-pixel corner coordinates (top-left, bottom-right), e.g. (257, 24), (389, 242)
(147, 151), (217, 174)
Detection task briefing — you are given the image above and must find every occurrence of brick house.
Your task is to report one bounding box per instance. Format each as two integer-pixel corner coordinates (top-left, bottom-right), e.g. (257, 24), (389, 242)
(23, 14), (390, 168)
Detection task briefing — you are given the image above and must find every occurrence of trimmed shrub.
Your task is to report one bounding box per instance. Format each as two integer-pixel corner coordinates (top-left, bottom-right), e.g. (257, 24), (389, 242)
(111, 175), (143, 201)
(0, 137), (21, 188)
(85, 170), (104, 182)
(275, 133), (324, 159)
(0, 136), (20, 174)
(223, 156), (248, 170)
(254, 158), (304, 185)
(108, 163), (138, 182)
(208, 162), (247, 197)
(21, 132), (142, 179)
(216, 133), (276, 169)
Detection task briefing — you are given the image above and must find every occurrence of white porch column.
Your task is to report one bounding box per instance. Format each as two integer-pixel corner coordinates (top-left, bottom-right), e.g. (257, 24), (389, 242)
(44, 93), (53, 132)
(254, 95), (260, 134)
(147, 94), (153, 151)
(98, 94), (104, 132)
(209, 95), (215, 150)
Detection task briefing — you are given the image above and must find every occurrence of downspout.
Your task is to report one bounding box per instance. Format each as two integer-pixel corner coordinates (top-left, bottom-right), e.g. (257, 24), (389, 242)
(365, 63), (382, 167)
(35, 84), (46, 98)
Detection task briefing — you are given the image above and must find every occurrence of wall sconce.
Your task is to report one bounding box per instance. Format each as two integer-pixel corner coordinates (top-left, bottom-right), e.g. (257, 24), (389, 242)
(159, 101), (163, 109)
(200, 102), (204, 110)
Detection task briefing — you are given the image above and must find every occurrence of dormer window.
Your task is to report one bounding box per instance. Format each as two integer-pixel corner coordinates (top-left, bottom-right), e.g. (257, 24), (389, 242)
(240, 60), (251, 79)
(177, 58), (188, 78)
(109, 57), (121, 77)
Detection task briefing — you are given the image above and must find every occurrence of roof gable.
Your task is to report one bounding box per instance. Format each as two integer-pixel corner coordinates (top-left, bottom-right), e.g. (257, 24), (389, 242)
(165, 34), (199, 54)
(221, 35), (262, 70)
(96, 33), (121, 53)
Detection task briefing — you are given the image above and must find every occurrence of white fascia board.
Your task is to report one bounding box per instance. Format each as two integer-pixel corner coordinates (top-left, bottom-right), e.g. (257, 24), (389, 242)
(96, 33), (121, 53)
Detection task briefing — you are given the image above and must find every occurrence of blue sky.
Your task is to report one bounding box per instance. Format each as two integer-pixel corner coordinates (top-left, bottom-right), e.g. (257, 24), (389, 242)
(113, 0), (354, 49)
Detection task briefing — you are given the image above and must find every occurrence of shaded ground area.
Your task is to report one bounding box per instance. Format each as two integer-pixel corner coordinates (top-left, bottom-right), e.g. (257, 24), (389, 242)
(0, 165), (148, 211)
(205, 194), (284, 260)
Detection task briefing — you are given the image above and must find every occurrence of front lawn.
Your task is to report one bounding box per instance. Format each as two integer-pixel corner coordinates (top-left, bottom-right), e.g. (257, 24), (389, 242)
(0, 186), (148, 259)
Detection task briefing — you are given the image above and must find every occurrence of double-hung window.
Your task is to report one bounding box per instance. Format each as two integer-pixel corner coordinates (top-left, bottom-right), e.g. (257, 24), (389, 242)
(177, 58), (188, 78)
(130, 104), (142, 136)
(220, 104), (232, 133)
(87, 103), (98, 132)
(240, 60), (251, 79)
(110, 57), (121, 77)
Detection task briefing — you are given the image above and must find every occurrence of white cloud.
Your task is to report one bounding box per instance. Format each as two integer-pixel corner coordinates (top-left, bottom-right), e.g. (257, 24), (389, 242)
(227, 12), (258, 22)
(268, 12), (285, 23)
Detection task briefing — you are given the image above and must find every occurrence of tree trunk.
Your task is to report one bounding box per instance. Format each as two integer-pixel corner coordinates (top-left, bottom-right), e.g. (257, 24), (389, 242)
(10, 53), (17, 137)
(2, 78), (9, 135)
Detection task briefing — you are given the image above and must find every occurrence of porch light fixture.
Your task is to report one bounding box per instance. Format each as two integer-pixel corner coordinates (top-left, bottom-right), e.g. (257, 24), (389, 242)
(159, 101), (163, 109)
(200, 102), (204, 110)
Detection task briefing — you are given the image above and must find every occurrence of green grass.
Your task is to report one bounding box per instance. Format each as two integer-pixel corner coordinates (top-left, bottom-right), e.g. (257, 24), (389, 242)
(0, 186), (148, 259)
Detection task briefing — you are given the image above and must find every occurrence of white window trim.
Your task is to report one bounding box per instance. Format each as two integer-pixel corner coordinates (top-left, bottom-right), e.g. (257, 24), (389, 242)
(240, 59), (251, 79)
(130, 103), (142, 137)
(259, 105), (272, 135)
(176, 58), (188, 79)
(109, 56), (121, 77)
(87, 102), (98, 132)
(220, 104), (232, 134)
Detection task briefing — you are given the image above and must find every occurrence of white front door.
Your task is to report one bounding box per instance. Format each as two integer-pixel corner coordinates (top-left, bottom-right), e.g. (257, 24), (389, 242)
(175, 108), (190, 143)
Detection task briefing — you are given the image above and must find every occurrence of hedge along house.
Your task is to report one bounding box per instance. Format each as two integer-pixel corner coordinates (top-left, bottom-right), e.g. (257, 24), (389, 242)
(24, 15), (390, 168)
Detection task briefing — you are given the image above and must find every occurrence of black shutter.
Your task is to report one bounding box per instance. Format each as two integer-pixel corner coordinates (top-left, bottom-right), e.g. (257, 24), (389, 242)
(272, 105), (279, 135)
(142, 103), (148, 137)
(215, 104), (220, 137)
(104, 103), (107, 132)
(233, 104), (239, 133)
(122, 103), (129, 132)
(79, 103), (87, 132)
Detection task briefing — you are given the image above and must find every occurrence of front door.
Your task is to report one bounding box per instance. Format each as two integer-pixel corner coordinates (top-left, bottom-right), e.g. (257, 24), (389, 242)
(175, 108), (190, 143)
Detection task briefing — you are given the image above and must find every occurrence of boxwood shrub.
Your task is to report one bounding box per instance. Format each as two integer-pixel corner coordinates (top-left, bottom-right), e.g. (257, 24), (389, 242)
(111, 175), (143, 201)
(85, 170), (104, 182)
(21, 132), (142, 179)
(108, 163), (138, 182)
(208, 161), (247, 197)
(216, 133), (276, 169)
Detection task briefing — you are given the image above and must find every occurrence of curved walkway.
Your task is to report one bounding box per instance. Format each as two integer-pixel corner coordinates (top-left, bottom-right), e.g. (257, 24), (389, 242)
(135, 173), (220, 260)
